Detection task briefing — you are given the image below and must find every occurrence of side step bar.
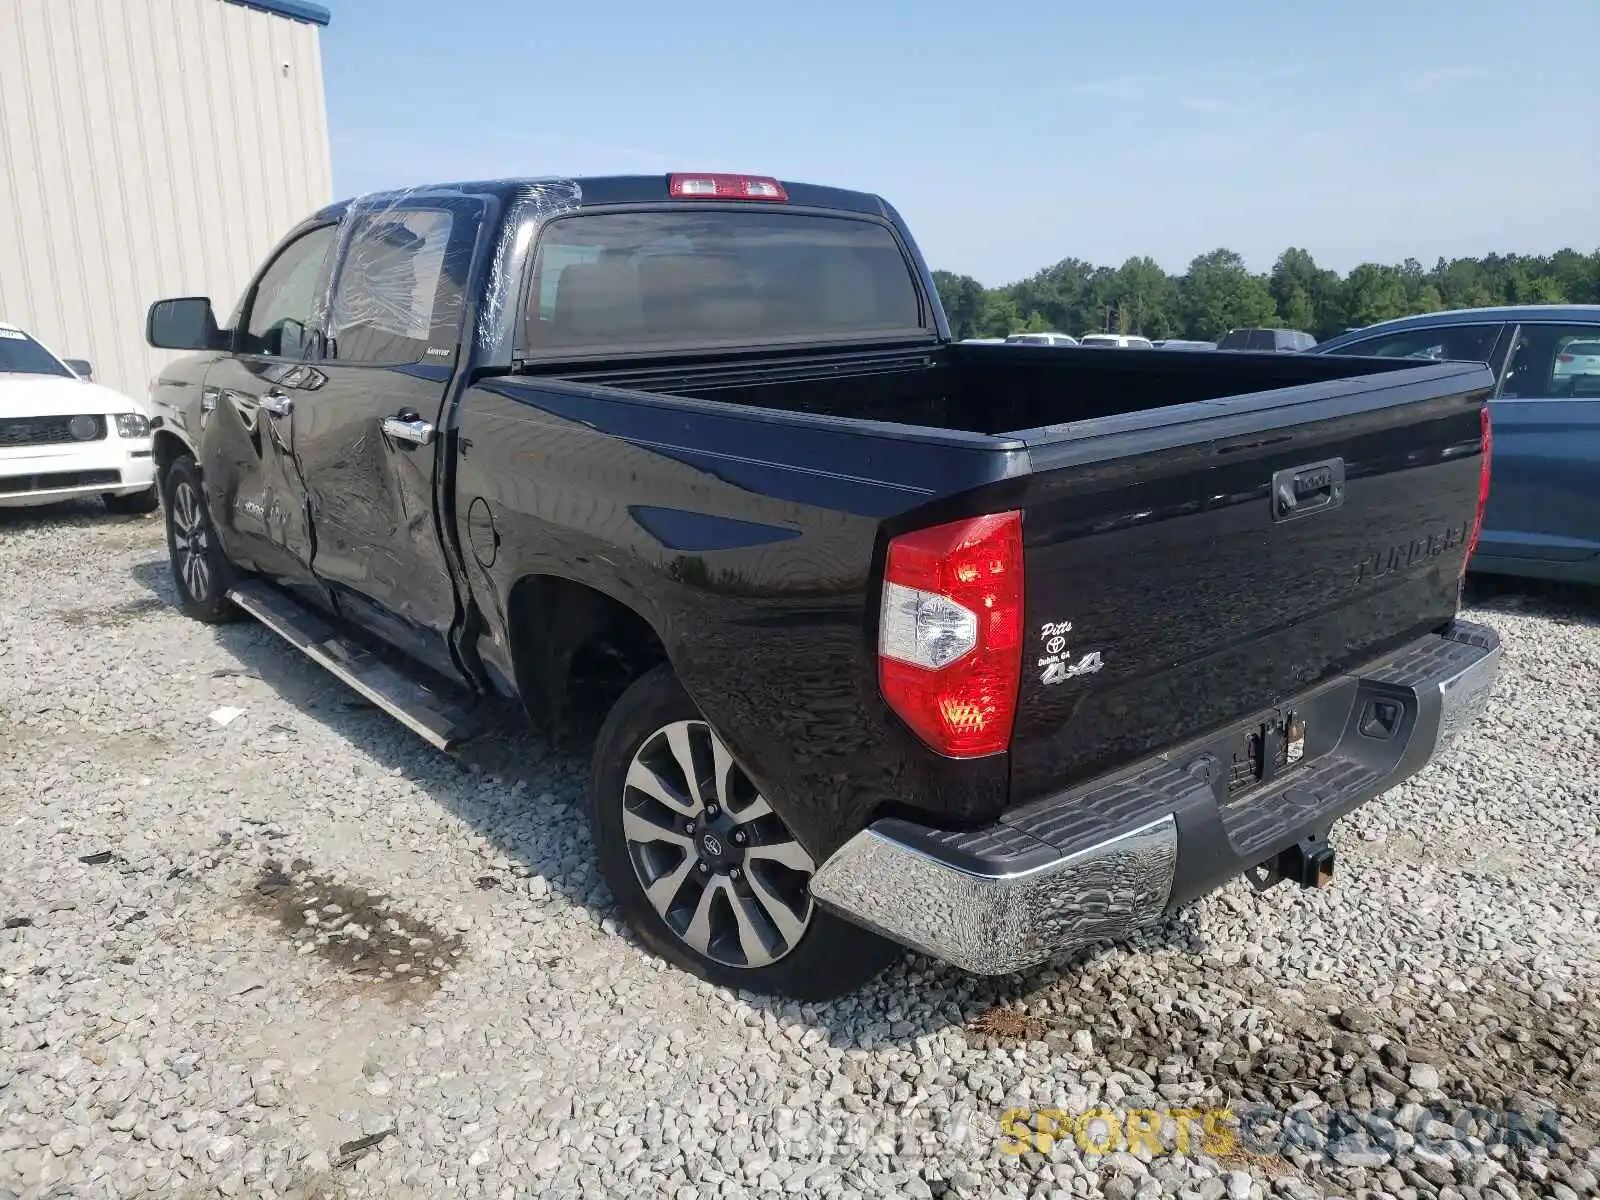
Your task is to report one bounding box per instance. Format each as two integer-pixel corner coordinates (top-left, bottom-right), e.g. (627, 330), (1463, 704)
(227, 580), (479, 752)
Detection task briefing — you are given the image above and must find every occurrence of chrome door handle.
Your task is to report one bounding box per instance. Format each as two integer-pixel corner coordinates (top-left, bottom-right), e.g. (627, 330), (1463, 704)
(382, 416), (435, 446)
(258, 391), (293, 417)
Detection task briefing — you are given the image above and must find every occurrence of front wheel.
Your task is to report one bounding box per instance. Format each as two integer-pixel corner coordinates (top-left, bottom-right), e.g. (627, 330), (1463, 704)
(162, 456), (238, 624)
(588, 665), (900, 1000)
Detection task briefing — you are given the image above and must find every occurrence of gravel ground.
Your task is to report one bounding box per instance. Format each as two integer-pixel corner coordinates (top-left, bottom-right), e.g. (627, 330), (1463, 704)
(1, 502), (1596, 1200)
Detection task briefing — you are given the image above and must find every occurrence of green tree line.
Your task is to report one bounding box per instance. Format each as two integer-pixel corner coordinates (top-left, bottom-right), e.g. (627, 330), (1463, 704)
(933, 247), (1600, 343)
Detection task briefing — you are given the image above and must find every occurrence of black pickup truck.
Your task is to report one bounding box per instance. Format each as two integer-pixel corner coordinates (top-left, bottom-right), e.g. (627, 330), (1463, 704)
(145, 173), (1501, 999)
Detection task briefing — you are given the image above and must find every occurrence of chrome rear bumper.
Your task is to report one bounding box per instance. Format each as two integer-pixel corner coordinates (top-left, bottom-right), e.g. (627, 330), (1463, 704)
(810, 815), (1178, 975)
(810, 620), (1501, 975)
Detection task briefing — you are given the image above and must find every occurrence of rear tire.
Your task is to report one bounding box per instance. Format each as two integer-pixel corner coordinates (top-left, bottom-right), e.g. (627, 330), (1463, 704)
(588, 664), (900, 1000)
(104, 486), (159, 515)
(162, 455), (238, 624)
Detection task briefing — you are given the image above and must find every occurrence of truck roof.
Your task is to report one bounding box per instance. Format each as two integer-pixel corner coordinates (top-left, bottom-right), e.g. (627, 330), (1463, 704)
(1339, 304), (1600, 335)
(310, 175), (895, 224)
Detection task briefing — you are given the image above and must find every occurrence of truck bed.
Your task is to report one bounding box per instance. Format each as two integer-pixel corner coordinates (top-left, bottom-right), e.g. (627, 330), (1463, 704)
(462, 344), (1493, 852)
(527, 340), (1433, 434)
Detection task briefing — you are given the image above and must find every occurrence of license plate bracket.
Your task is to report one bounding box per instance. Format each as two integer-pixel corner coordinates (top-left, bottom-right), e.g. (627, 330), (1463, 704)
(1227, 712), (1306, 796)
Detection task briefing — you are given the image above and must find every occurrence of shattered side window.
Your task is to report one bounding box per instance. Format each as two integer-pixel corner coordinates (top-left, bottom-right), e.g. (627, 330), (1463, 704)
(327, 208), (466, 365)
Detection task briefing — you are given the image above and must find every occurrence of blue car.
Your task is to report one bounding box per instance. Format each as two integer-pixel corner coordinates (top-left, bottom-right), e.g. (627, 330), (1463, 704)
(1313, 305), (1600, 584)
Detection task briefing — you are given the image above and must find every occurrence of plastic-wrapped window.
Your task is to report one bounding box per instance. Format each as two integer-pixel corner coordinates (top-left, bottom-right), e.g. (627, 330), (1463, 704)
(327, 208), (464, 365)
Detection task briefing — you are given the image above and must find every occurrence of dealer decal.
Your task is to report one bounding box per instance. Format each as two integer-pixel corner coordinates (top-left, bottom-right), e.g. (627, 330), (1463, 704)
(1037, 619), (1104, 685)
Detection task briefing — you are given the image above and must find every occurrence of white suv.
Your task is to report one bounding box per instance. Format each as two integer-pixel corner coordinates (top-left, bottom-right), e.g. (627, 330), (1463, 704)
(1078, 333), (1155, 349)
(1004, 332), (1078, 346)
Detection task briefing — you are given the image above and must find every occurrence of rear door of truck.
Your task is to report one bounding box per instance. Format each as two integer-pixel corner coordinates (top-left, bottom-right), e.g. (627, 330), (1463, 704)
(296, 192), (488, 678)
(993, 362), (1493, 804)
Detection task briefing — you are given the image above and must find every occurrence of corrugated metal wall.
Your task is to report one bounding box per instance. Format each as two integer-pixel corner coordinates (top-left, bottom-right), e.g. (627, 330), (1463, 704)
(0, 0), (332, 401)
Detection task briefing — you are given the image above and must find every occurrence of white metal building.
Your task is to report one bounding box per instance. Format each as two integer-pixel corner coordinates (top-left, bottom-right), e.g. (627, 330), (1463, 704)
(0, 0), (333, 401)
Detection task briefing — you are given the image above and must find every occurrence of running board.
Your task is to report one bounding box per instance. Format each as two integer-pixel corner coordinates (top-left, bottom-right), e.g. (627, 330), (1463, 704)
(226, 580), (479, 752)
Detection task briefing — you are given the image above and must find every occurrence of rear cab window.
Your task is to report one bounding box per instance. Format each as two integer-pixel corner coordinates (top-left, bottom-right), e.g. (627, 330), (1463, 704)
(522, 209), (925, 355)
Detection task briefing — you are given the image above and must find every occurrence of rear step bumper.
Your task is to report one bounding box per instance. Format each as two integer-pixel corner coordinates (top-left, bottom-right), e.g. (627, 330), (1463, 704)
(809, 619), (1501, 974)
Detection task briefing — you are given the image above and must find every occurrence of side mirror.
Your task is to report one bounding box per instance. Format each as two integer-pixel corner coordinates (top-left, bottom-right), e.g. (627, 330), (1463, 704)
(147, 297), (223, 351)
(62, 358), (93, 379)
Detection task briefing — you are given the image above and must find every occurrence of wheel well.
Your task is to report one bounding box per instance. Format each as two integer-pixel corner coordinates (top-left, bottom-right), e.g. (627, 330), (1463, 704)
(506, 575), (668, 742)
(151, 430), (190, 481)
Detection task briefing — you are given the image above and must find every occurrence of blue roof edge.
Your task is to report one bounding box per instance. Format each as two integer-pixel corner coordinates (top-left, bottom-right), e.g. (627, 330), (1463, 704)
(223, 0), (331, 26)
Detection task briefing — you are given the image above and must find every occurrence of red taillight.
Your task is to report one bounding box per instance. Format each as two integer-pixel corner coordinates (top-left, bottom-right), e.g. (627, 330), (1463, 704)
(668, 173), (788, 202)
(878, 511), (1023, 757)
(1557, 354), (1574, 364)
(1464, 404), (1492, 570)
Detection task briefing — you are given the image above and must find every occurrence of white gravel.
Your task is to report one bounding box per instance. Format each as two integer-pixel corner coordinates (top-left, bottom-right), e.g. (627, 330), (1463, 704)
(1, 502), (1597, 1200)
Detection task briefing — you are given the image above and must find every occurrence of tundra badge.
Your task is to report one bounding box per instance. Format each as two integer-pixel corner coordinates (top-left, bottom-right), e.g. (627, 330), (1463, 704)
(1037, 621), (1104, 685)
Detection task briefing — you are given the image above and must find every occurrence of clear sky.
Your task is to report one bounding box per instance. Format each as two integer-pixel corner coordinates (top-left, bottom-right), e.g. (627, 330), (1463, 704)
(319, 0), (1598, 287)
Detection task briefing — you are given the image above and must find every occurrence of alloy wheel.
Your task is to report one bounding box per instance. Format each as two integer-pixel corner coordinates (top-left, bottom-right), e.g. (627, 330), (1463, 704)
(171, 480), (212, 602)
(622, 719), (815, 968)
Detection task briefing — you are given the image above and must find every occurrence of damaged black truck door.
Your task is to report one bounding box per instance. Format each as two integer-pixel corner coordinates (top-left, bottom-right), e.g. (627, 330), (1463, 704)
(199, 222), (338, 594)
(290, 195), (487, 676)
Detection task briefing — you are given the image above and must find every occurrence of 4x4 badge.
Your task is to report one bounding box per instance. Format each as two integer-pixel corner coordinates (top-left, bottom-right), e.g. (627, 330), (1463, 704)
(1040, 651), (1104, 685)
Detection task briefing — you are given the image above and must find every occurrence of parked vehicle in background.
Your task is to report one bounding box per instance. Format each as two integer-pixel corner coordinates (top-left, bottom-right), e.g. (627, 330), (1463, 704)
(144, 172), (1498, 1000)
(1078, 333), (1155, 349)
(1554, 339), (1600, 383)
(1153, 339), (1218, 350)
(0, 321), (158, 512)
(1313, 305), (1600, 584)
(1004, 332), (1077, 346)
(1217, 328), (1317, 352)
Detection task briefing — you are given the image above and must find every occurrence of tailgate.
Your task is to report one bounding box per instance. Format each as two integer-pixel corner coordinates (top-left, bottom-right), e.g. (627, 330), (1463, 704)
(1000, 361), (1492, 804)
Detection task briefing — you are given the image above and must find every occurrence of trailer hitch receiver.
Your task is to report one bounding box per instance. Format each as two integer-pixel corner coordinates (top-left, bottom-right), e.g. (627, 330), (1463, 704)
(1247, 831), (1336, 893)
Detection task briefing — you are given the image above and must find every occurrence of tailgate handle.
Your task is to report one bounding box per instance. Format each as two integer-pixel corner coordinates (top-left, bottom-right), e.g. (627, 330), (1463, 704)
(1272, 457), (1345, 522)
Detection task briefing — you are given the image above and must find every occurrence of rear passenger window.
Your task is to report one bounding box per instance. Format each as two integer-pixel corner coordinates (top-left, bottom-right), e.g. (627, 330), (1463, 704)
(327, 208), (471, 365)
(1333, 324), (1501, 365)
(524, 210), (924, 353)
(1499, 325), (1600, 399)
